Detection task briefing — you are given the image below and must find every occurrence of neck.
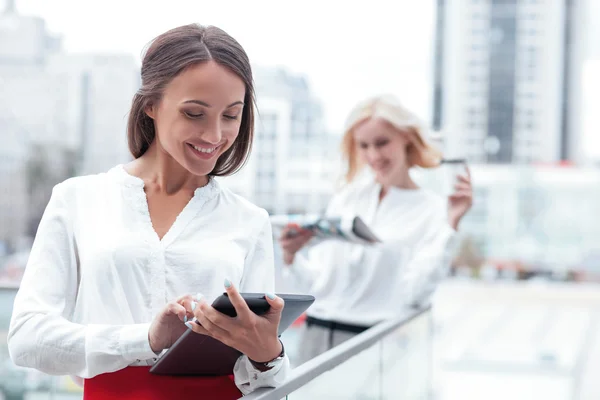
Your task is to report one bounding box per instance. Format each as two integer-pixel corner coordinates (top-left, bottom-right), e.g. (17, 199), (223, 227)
(379, 170), (418, 201)
(127, 141), (208, 194)
(381, 170), (418, 193)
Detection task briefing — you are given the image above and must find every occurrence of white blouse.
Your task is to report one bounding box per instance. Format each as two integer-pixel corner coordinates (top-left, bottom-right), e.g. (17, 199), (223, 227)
(288, 173), (456, 326)
(7, 165), (289, 395)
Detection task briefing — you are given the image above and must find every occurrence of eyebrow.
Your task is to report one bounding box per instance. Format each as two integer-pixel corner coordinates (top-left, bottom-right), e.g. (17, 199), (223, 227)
(183, 100), (244, 108)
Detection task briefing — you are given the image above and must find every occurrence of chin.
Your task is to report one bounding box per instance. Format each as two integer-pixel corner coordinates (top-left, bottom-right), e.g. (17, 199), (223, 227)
(374, 173), (391, 185)
(181, 159), (218, 177)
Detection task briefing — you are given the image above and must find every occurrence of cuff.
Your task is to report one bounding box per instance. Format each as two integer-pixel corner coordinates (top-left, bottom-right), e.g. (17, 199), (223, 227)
(233, 354), (290, 395)
(288, 253), (319, 285)
(118, 323), (159, 363)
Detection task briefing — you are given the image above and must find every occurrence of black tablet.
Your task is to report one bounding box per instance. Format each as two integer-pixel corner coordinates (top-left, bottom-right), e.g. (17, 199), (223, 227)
(149, 293), (315, 376)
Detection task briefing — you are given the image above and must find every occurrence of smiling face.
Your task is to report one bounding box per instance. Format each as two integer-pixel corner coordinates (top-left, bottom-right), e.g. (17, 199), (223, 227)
(145, 60), (246, 177)
(352, 117), (412, 187)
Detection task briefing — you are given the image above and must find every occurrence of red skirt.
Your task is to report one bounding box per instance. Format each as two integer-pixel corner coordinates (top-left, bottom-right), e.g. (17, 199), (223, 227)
(83, 367), (242, 400)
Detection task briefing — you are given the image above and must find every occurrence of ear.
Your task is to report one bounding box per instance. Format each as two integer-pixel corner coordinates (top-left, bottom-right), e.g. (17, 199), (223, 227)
(145, 103), (156, 120)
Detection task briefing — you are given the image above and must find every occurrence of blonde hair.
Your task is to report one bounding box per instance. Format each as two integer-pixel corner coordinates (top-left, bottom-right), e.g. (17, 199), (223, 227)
(341, 94), (443, 183)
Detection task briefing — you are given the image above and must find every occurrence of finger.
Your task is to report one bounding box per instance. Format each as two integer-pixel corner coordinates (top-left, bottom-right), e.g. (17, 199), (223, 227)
(283, 231), (313, 248)
(456, 174), (471, 184)
(167, 302), (188, 322)
(194, 307), (230, 342)
(285, 235), (312, 254)
(301, 230), (314, 239)
(198, 301), (236, 332)
(449, 190), (473, 200)
(178, 293), (203, 322)
(280, 229), (295, 240)
(279, 236), (301, 247)
(184, 318), (212, 337)
(223, 279), (253, 321)
(281, 224), (301, 239)
(291, 233), (313, 246)
(454, 182), (471, 191)
(464, 164), (471, 178)
(186, 320), (211, 336)
(264, 292), (284, 319)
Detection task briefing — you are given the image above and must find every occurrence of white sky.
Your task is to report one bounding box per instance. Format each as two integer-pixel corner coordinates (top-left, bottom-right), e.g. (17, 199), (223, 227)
(11, 0), (436, 133)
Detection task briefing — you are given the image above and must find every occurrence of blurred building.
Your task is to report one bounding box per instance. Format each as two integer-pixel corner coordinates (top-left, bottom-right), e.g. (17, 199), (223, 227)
(0, 1), (66, 246)
(582, 61), (600, 164)
(47, 53), (138, 174)
(0, 2), (138, 247)
(0, 115), (27, 250)
(0, 0), (61, 66)
(220, 66), (341, 214)
(432, 0), (588, 164)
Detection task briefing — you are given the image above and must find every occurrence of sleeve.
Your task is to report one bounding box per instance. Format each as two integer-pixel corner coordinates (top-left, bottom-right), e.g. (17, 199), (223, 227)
(7, 182), (158, 378)
(396, 207), (457, 307)
(284, 251), (321, 290)
(234, 210), (291, 394)
(282, 187), (349, 288)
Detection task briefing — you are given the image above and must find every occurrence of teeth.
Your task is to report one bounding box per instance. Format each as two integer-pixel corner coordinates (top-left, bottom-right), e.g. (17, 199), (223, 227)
(193, 145), (216, 154)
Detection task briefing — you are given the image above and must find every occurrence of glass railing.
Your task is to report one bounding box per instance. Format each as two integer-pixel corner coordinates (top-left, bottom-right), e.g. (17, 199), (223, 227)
(1, 281), (430, 400)
(242, 305), (432, 400)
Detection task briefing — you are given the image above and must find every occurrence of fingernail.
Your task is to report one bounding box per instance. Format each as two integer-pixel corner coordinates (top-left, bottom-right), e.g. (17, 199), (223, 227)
(266, 292), (276, 300)
(195, 293), (203, 302)
(184, 316), (188, 323)
(191, 301), (197, 311)
(185, 322), (192, 329)
(224, 278), (232, 288)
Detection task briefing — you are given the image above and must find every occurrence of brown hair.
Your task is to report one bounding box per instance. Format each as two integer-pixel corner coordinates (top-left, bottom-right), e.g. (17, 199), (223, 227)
(341, 95), (443, 182)
(127, 24), (255, 176)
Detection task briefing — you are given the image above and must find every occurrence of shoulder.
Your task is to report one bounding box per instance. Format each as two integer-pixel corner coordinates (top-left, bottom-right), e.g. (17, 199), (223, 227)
(330, 174), (377, 208)
(217, 184), (269, 226)
(51, 168), (117, 203)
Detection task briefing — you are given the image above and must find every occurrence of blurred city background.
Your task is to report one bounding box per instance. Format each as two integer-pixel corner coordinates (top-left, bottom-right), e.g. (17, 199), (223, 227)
(1, 0), (600, 398)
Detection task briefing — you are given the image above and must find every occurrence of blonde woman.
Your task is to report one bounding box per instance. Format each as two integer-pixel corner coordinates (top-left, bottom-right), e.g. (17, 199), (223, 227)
(279, 95), (473, 364)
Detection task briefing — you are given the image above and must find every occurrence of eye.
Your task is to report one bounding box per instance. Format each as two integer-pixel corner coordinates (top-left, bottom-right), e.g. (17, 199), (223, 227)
(359, 143), (369, 149)
(223, 115), (239, 120)
(375, 140), (389, 148)
(184, 111), (203, 119)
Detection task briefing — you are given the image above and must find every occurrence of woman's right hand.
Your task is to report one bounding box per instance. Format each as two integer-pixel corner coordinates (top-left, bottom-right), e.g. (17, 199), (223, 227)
(148, 294), (198, 353)
(278, 223), (314, 265)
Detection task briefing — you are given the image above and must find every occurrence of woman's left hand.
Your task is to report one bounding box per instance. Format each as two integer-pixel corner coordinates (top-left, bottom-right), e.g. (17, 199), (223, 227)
(186, 280), (284, 363)
(448, 165), (473, 230)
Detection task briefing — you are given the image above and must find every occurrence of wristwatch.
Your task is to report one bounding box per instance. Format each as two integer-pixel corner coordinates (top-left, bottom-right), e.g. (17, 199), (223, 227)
(249, 339), (285, 371)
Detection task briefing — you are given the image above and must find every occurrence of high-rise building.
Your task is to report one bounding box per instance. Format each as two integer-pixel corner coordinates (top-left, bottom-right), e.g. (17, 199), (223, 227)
(432, 0), (588, 164)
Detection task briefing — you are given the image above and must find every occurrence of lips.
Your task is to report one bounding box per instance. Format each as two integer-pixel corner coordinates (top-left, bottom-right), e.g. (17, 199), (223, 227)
(186, 142), (222, 160)
(371, 161), (389, 171)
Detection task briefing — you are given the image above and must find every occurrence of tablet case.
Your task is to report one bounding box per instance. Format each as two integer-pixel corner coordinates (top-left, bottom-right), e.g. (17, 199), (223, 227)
(149, 293), (315, 376)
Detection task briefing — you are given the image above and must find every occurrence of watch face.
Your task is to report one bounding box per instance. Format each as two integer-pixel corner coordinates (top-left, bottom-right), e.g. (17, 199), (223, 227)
(263, 342), (285, 368)
(266, 356), (284, 368)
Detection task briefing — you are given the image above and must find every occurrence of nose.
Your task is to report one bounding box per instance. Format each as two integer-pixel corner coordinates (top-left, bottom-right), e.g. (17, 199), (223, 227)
(365, 146), (382, 164)
(201, 118), (222, 144)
